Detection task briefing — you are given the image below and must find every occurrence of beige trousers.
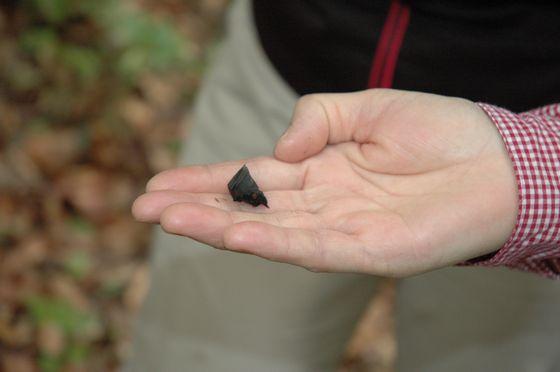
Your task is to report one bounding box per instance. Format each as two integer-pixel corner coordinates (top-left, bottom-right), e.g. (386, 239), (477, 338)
(126, 1), (560, 371)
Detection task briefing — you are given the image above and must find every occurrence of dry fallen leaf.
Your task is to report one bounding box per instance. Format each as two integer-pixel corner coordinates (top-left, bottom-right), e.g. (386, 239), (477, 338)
(57, 166), (111, 221)
(37, 322), (66, 357)
(1, 236), (48, 275)
(24, 128), (86, 176)
(140, 74), (180, 110)
(48, 275), (92, 312)
(0, 352), (36, 372)
(120, 97), (155, 134)
(0, 306), (33, 348)
(100, 216), (149, 260)
(123, 263), (150, 313)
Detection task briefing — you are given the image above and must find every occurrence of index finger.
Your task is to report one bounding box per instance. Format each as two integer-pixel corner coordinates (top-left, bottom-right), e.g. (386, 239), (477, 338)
(147, 156), (306, 193)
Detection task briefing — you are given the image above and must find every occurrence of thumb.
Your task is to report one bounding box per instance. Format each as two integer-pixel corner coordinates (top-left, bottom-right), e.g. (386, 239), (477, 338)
(274, 89), (399, 162)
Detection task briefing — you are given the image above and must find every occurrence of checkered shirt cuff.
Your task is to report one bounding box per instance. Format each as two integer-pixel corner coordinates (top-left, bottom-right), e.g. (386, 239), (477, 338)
(470, 103), (560, 278)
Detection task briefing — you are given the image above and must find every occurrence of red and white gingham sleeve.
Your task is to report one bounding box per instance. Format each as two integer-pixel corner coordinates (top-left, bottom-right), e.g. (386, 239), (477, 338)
(470, 103), (560, 279)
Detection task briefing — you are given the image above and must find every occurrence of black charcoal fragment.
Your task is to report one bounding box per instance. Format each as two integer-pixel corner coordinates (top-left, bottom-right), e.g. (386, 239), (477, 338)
(227, 165), (269, 207)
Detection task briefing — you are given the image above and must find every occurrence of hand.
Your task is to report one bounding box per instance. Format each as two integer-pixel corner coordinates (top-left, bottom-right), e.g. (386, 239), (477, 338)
(132, 89), (518, 277)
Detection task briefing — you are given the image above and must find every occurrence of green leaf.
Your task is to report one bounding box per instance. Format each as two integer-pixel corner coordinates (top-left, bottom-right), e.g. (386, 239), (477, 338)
(101, 4), (191, 80)
(60, 46), (102, 83)
(64, 343), (89, 363)
(166, 138), (182, 155)
(5, 59), (43, 92)
(28, 117), (51, 132)
(63, 250), (92, 280)
(31, 0), (71, 24)
(20, 28), (59, 65)
(116, 48), (148, 81)
(38, 353), (63, 372)
(66, 216), (95, 234)
(97, 279), (124, 299)
(25, 296), (98, 337)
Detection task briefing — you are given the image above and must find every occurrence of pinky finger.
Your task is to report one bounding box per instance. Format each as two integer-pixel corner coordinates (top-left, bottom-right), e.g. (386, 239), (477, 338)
(223, 222), (380, 274)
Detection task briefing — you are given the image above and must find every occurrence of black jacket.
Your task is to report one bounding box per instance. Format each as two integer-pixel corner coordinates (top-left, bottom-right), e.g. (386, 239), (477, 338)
(253, 0), (560, 111)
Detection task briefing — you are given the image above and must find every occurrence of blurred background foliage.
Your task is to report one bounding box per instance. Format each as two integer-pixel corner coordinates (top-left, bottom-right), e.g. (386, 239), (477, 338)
(0, 0), (227, 370)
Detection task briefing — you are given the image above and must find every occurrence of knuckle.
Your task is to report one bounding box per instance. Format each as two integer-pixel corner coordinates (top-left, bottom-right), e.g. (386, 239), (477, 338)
(146, 171), (169, 191)
(296, 94), (329, 119)
(298, 93), (322, 106)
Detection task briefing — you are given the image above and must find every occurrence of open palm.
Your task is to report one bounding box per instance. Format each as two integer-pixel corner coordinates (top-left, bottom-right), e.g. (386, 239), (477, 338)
(132, 89), (518, 277)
